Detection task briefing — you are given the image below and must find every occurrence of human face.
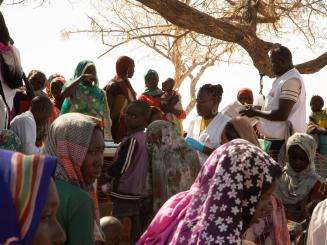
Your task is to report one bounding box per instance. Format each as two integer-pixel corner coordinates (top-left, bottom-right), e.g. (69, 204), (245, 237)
(162, 79), (174, 92)
(124, 105), (147, 132)
(238, 95), (253, 105)
(269, 51), (290, 77)
(81, 128), (105, 185)
(145, 73), (159, 90)
(196, 91), (219, 119)
(310, 100), (323, 113)
(33, 179), (66, 245)
(84, 65), (97, 77)
(249, 181), (276, 226)
(288, 145), (309, 172)
(127, 63), (135, 78)
(50, 81), (63, 101)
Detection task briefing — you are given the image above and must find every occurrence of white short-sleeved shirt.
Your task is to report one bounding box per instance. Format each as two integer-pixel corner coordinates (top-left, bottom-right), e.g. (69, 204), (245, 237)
(258, 68), (306, 140)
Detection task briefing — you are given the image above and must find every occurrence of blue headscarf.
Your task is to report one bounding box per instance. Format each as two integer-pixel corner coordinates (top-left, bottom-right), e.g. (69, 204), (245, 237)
(0, 150), (57, 244)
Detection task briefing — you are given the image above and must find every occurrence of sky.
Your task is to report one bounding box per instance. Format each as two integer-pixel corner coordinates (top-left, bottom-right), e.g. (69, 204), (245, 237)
(1, 0), (326, 127)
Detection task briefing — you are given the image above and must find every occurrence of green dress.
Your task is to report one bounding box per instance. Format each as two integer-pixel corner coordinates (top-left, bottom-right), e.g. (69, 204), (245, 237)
(55, 180), (94, 245)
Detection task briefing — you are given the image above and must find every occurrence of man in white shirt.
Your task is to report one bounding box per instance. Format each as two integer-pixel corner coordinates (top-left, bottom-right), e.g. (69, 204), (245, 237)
(10, 95), (52, 154)
(241, 45), (306, 153)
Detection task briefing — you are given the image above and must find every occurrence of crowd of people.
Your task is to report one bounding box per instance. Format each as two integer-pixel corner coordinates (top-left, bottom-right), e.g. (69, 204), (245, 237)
(1, 10), (327, 245)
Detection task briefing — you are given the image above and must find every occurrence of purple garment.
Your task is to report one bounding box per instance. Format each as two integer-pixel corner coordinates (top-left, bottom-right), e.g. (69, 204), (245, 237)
(138, 139), (282, 245)
(116, 130), (149, 196)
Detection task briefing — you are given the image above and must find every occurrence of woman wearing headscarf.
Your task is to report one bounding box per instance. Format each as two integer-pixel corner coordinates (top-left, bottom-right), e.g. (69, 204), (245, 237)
(275, 133), (327, 223)
(146, 120), (200, 214)
(138, 139), (282, 244)
(61, 60), (111, 138)
(139, 69), (162, 108)
(43, 113), (106, 243)
(0, 129), (23, 152)
(220, 117), (290, 245)
(0, 149), (66, 244)
(104, 56), (136, 143)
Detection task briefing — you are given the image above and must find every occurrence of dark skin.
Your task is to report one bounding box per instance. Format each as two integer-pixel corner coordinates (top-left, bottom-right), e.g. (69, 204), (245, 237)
(288, 145), (309, 172)
(124, 105), (149, 135)
(196, 90), (221, 156)
(238, 94), (253, 105)
(33, 179), (66, 245)
(240, 50), (296, 121)
(81, 128), (105, 185)
(127, 63), (135, 79)
(145, 73), (159, 92)
(61, 65), (97, 98)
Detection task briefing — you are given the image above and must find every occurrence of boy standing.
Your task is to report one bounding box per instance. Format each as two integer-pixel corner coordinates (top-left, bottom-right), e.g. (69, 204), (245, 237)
(107, 100), (151, 244)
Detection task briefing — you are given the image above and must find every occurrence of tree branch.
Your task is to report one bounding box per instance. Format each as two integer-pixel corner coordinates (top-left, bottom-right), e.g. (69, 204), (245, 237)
(295, 52), (327, 74)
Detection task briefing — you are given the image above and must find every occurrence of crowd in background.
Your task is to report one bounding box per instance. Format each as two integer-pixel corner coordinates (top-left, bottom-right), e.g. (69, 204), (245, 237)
(1, 10), (327, 245)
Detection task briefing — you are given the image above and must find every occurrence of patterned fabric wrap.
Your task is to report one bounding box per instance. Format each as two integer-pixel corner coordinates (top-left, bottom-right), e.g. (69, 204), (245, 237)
(138, 139), (282, 245)
(0, 129), (23, 152)
(244, 195), (290, 245)
(60, 60), (110, 132)
(42, 112), (104, 241)
(146, 120), (200, 213)
(0, 149), (57, 244)
(275, 133), (323, 205)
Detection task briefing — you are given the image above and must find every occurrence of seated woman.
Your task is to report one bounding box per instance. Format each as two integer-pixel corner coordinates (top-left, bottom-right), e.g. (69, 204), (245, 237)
(146, 120), (200, 214)
(139, 69), (162, 108)
(43, 113), (106, 243)
(0, 149), (65, 244)
(220, 117), (290, 245)
(186, 84), (231, 164)
(275, 133), (327, 224)
(138, 139), (282, 244)
(60, 60), (111, 138)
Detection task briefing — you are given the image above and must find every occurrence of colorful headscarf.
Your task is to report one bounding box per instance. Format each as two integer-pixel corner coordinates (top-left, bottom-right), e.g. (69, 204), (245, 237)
(0, 129), (23, 152)
(0, 149), (57, 244)
(60, 60), (110, 131)
(116, 56), (134, 77)
(138, 139), (282, 244)
(275, 133), (322, 205)
(146, 120), (200, 213)
(42, 113), (104, 241)
(143, 69), (162, 97)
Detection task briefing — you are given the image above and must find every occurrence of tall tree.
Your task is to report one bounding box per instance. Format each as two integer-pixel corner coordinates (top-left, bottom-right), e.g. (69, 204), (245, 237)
(135, 0), (326, 77)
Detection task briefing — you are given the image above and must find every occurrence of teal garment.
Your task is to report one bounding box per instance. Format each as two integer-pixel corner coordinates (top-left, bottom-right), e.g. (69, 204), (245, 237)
(55, 180), (94, 245)
(60, 60), (109, 121)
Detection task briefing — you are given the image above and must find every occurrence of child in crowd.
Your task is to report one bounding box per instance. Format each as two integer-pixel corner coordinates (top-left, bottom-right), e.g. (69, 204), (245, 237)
(160, 78), (186, 135)
(308, 95), (327, 135)
(13, 70), (47, 116)
(106, 100), (151, 245)
(100, 216), (123, 245)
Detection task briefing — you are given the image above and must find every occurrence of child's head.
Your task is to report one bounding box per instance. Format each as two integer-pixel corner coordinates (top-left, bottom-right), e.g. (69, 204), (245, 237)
(100, 216), (123, 245)
(125, 100), (151, 132)
(28, 70), (47, 92)
(310, 95), (324, 112)
(237, 88), (253, 105)
(162, 78), (175, 92)
(149, 106), (165, 124)
(50, 80), (64, 101)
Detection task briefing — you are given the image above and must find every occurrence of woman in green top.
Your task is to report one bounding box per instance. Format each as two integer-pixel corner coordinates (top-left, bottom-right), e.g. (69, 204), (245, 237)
(61, 60), (111, 135)
(55, 180), (94, 245)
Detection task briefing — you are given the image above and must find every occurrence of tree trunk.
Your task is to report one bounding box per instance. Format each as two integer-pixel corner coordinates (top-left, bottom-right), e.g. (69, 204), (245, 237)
(137, 0), (327, 77)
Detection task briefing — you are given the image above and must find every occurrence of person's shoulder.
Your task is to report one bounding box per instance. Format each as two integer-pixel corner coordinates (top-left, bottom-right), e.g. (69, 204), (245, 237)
(55, 180), (92, 204)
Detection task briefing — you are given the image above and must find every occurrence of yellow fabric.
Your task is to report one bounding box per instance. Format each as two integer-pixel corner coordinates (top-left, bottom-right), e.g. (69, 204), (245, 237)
(200, 118), (213, 133)
(110, 94), (128, 122)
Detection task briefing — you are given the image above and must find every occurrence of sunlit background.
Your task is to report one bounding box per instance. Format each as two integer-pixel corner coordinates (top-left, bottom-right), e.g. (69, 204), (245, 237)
(2, 0), (326, 127)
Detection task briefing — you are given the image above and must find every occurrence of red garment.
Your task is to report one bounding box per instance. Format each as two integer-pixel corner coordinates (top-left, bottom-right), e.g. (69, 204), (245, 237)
(139, 94), (161, 108)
